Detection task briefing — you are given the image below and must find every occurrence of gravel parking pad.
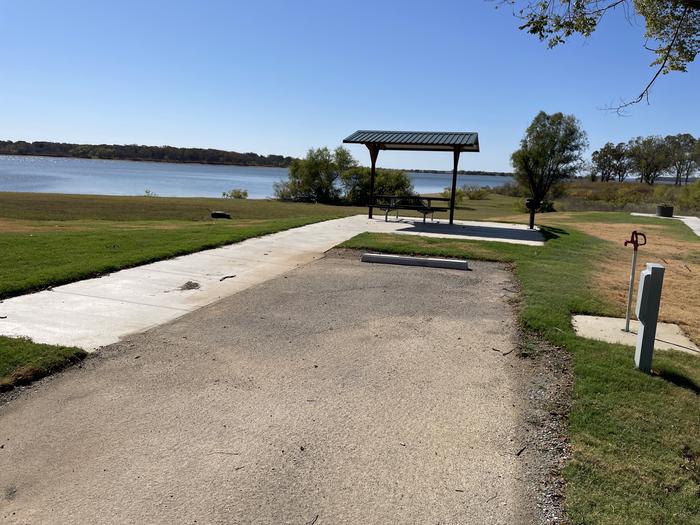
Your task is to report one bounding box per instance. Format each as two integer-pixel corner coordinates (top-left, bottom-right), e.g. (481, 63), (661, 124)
(1, 252), (563, 524)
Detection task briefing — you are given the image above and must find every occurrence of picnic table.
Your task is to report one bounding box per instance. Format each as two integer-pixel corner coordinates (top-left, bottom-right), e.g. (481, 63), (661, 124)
(371, 194), (451, 223)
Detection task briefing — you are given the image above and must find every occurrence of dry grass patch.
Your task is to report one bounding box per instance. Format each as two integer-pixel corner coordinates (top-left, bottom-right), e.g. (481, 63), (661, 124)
(0, 219), (63, 233)
(0, 218), (277, 234)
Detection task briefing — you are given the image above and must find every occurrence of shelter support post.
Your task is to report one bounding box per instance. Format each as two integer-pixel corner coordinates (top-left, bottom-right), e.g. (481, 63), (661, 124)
(367, 144), (379, 219)
(449, 148), (460, 225)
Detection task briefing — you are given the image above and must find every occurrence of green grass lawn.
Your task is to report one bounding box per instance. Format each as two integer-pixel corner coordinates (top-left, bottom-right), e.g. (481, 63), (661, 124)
(340, 223), (700, 524)
(0, 192), (369, 300)
(0, 338), (87, 391)
(0, 192), (523, 301)
(0, 193), (369, 387)
(450, 193), (523, 220)
(0, 217), (333, 299)
(0, 191), (520, 222)
(0, 192), (365, 221)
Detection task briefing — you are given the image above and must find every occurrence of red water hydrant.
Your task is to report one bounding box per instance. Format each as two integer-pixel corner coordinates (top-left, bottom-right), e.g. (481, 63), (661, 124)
(623, 230), (647, 332)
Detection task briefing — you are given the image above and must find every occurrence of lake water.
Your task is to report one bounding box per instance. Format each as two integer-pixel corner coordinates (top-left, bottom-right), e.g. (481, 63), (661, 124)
(0, 155), (513, 198)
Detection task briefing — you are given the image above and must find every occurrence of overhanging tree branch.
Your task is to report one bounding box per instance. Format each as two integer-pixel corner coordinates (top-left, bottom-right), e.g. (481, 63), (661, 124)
(606, 4), (691, 114)
(496, 1), (700, 111)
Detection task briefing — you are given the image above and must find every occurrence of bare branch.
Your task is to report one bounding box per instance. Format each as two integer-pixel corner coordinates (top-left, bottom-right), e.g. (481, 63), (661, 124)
(605, 5), (691, 114)
(498, 0), (629, 22)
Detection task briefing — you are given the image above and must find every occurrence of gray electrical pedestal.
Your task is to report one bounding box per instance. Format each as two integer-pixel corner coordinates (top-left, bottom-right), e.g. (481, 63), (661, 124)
(635, 263), (665, 373)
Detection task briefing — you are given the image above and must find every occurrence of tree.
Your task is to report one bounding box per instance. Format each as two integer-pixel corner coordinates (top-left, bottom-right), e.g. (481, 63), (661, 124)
(665, 133), (697, 185)
(511, 111), (588, 228)
(498, 1), (700, 110)
(611, 142), (633, 182)
(627, 136), (672, 184)
(340, 167), (414, 205)
(273, 146), (356, 203)
(591, 143), (616, 182)
(586, 160), (598, 182)
(591, 142), (632, 182)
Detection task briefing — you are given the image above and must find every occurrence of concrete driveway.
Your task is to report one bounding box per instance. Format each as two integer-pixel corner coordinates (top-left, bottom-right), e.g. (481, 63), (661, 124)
(0, 253), (539, 524)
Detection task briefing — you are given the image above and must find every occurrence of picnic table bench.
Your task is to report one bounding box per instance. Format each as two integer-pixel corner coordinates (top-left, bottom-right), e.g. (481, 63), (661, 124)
(371, 194), (451, 223)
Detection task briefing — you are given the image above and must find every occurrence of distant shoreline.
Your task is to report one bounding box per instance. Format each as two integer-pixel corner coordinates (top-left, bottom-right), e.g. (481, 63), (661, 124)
(0, 153), (515, 178)
(0, 139), (295, 168)
(0, 153), (515, 177)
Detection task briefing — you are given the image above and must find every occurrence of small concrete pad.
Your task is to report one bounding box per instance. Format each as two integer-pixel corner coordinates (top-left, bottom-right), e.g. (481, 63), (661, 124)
(572, 315), (699, 355)
(361, 252), (468, 270)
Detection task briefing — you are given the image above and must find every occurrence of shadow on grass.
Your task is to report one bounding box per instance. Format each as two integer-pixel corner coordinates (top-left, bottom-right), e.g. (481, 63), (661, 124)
(654, 369), (700, 396)
(539, 226), (569, 241)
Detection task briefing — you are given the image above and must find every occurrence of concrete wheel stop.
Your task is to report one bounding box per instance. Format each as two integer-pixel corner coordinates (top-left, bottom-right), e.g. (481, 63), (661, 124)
(361, 253), (469, 271)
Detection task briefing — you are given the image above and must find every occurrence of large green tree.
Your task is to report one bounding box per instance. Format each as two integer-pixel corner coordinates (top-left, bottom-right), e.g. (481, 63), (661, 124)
(627, 136), (672, 184)
(665, 133), (698, 185)
(274, 146), (356, 203)
(591, 143), (617, 182)
(511, 111), (588, 228)
(498, 1), (700, 109)
(591, 142), (632, 182)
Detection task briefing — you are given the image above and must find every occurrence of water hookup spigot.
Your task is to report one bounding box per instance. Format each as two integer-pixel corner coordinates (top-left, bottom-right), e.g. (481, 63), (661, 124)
(623, 230), (647, 332)
(624, 230), (646, 251)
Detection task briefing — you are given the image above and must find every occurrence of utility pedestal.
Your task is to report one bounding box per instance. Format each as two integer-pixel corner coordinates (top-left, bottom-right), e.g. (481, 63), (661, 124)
(635, 263), (665, 373)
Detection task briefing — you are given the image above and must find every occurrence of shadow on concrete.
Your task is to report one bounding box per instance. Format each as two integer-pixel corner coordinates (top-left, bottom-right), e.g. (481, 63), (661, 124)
(655, 337), (700, 354)
(654, 370), (700, 395)
(394, 221), (546, 243)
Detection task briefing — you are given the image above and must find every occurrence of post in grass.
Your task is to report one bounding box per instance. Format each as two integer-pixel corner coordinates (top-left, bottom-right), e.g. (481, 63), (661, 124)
(634, 263), (665, 373)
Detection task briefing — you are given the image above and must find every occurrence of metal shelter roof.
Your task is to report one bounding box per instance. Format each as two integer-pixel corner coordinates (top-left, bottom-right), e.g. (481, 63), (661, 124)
(343, 129), (481, 224)
(343, 130), (479, 152)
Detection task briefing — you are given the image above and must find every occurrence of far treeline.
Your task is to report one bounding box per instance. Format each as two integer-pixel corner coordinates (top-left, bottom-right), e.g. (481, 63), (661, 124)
(0, 140), (296, 168)
(590, 134), (700, 185)
(405, 169), (513, 177)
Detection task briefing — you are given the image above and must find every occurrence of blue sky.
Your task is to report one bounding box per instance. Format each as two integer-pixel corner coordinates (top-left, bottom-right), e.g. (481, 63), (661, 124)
(1, 0), (698, 171)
